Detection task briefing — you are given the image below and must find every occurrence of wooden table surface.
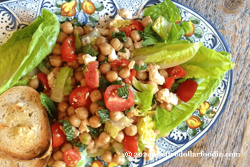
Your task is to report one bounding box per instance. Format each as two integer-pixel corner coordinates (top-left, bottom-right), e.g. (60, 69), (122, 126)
(161, 0), (250, 167)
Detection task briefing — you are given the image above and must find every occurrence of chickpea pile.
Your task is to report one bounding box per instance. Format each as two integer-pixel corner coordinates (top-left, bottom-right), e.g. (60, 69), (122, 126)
(29, 15), (181, 167)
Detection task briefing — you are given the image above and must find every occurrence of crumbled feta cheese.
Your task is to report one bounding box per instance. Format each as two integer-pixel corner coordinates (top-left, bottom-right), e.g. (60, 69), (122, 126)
(128, 60), (135, 70)
(108, 49), (118, 62)
(82, 54), (97, 65)
(155, 88), (178, 105)
(119, 8), (133, 19)
(82, 36), (91, 46)
(98, 28), (109, 36)
(147, 63), (165, 85)
(109, 14), (124, 28)
(117, 48), (130, 60)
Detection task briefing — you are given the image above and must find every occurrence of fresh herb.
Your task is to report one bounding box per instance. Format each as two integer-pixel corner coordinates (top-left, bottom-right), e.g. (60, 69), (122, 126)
(118, 66), (123, 70)
(88, 126), (104, 138)
(111, 31), (127, 42)
(111, 80), (122, 85)
(82, 44), (98, 57)
(125, 106), (134, 115)
(74, 143), (87, 152)
(70, 18), (81, 26)
(75, 31), (82, 54)
(99, 77), (111, 91)
(119, 48), (126, 53)
(117, 84), (129, 99)
(134, 63), (148, 71)
(96, 100), (105, 106)
(170, 78), (186, 92)
(38, 57), (50, 69)
(138, 30), (158, 47)
(97, 109), (110, 123)
(40, 93), (57, 118)
(59, 120), (75, 141)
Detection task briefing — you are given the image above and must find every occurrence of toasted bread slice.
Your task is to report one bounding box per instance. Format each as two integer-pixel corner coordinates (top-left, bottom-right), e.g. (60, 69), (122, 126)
(0, 86), (52, 160)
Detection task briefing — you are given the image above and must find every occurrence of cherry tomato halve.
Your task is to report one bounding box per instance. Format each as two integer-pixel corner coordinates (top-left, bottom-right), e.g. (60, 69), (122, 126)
(119, 20), (144, 37)
(51, 122), (66, 147)
(110, 58), (130, 68)
(163, 77), (175, 90)
(63, 149), (81, 167)
(69, 86), (93, 109)
(119, 26), (132, 37)
(85, 61), (99, 88)
(131, 20), (144, 31)
(104, 85), (134, 112)
(122, 135), (138, 157)
(176, 80), (198, 102)
(167, 65), (186, 78)
(124, 69), (136, 85)
(37, 72), (50, 92)
(61, 36), (78, 63)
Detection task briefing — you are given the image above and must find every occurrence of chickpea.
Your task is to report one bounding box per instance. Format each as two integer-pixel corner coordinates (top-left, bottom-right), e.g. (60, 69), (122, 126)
(28, 78), (39, 89)
(91, 44), (99, 52)
(99, 132), (111, 144)
(79, 132), (92, 145)
(90, 90), (102, 102)
(76, 53), (84, 64)
(89, 115), (101, 128)
(124, 125), (137, 136)
(119, 67), (130, 79)
(61, 22), (73, 34)
(67, 106), (75, 116)
(109, 111), (124, 121)
(79, 119), (89, 133)
(106, 71), (118, 83)
(112, 67), (119, 72)
(110, 38), (123, 51)
(136, 71), (148, 80)
(57, 111), (67, 120)
(74, 107), (88, 119)
(53, 150), (63, 161)
(101, 143), (110, 150)
(96, 36), (107, 47)
(113, 152), (125, 165)
(71, 77), (76, 89)
(84, 25), (93, 34)
(98, 54), (106, 62)
(73, 26), (84, 36)
(74, 71), (84, 82)
(90, 102), (99, 115)
(52, 67), (60, 77)
(132, 116), (142, 125)
(87, 147), (98, 155)
(47, 157), (55, 166)
(99, 43), (113, 55)
(108, 27), (119, 39)
(87, 140), (95, 149)
(135, 59), (145, 66)
(131, 30), (141, 42)
(94, 137), (104, 147)
(159, 69), (168, 78)
(102, 151), (113, 163)
(53, 147), (61, 153)
(68, 61), (79, 69)
(69, 114), (81, 127)
(99, 63), (111, 74)
(58, 101), (69, 113)
(61, 143), (72, 153)
(115, 131), (124, 143)
(54, 161), (66, 167)
(134, 40), (143, 49)
(141, 16), (153, 28)
(160, 102), (173, 111)
(52, 43), (61, 55)
(147, 81), (159, 94)
(125, 37), (134, 50)
(57, 31), (68, 43)
(49, 55), (62, 67)
(126, 108), (136, 118)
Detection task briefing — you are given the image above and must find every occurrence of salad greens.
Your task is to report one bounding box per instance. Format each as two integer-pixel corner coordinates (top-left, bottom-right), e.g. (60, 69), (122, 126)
(82, 44), (99, 57)
(0, 9), (60, 95)
(40, 93), (57, 119)
(97, 109), (110, 122)
(59, 120), (75, 141)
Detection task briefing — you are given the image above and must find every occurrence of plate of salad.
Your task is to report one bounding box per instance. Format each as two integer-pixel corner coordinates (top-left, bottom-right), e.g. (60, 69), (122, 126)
(0, 0), (235, 166)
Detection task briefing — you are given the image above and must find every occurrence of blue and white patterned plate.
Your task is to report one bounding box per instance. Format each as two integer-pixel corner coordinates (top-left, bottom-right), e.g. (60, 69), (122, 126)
(0, 0), (233, 166)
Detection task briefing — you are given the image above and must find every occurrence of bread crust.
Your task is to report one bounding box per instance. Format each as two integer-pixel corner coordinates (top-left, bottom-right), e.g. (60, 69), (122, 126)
(0, 86), (52, 160)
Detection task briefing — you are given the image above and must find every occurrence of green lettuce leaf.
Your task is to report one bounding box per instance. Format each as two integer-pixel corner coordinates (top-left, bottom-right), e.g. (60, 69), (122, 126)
(0, 9), (60, 94)
(50, 66), (73, 102)
(181, 46), (235, 79)
(143, 22), (163, 42)
(143, 0), (181, 22)
(155, 73), (225, 138)
(132, 42), (203, 69)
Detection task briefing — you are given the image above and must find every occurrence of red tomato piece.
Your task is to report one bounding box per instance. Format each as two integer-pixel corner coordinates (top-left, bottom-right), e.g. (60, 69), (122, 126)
(51, 122), (66, 147)
(167, 65), (186, 78)
(63, 149), (81, 167)
(124, 69), (136, 85)
(122, 134), (138, 157)
(85, 61), (99, 88)
(104, 85), (134, 112)
(163, 77), (175, 90)
(119, 26), (132, 37)
(131, 20), (144, 31)
(69, 86), (93, 109)
(176, 80), (198, 102)
(37, 72), (50, 91)
(61, 36), (77, 63)
(110, 58), (130, 68)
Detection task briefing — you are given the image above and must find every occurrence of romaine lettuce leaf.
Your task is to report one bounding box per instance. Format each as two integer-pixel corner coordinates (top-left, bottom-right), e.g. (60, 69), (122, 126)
(152, 16), (172, 42)
(0, 9), (60, 94)
(155, 73), (225, 138)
